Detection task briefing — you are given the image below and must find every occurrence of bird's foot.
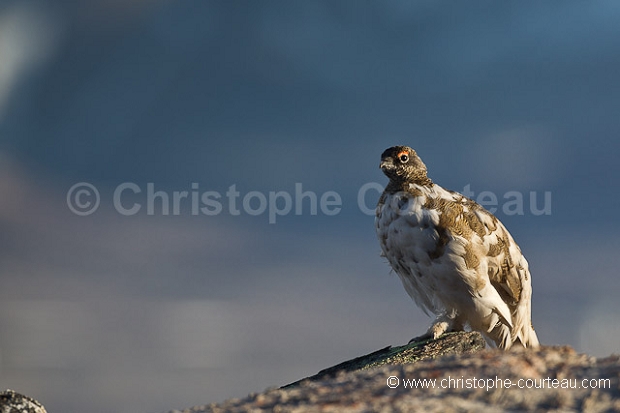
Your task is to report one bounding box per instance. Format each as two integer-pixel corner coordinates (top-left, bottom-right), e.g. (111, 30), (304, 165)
(408, 319), (457, 344)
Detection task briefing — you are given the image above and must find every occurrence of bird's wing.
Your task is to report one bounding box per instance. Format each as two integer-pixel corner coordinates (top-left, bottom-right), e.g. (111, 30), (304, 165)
(472, 207), (535, 345)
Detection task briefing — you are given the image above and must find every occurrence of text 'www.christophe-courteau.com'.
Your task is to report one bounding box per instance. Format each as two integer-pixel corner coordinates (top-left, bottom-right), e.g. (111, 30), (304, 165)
(386, 375), (611, 391)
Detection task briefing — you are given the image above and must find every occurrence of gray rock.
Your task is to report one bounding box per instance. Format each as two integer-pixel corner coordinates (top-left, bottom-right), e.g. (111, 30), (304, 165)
(166, 334), (620, 413)
(283, 331), (486, 388)
(0, 390), (47, 413)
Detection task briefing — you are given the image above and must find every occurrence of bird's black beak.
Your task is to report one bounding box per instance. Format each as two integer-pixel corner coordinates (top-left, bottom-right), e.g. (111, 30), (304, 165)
(380, 158), (394, 170)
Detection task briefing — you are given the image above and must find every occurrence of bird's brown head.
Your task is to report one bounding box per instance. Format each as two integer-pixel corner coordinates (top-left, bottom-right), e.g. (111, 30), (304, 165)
(380, 146), (430, 185)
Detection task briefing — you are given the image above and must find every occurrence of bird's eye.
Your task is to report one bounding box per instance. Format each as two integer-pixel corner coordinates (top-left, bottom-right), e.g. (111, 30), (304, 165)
(398, 153), (409, 163)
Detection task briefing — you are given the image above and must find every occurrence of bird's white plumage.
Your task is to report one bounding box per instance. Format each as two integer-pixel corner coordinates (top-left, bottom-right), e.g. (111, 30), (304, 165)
(376, 146), (539, 349)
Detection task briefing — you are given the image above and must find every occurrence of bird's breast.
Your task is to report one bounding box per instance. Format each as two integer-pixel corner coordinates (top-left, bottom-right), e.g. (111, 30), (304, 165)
(376, 191), (442, 270)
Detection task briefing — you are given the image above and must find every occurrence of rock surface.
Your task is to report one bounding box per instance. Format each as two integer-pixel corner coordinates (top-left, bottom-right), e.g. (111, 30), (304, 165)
(167, 333), (620, 413)
(0, 390), (47, 413)
(283, 331), (486, 388)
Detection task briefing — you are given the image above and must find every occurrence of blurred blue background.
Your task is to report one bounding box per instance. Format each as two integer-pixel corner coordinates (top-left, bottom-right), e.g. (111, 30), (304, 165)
(1, 1), (619, 412)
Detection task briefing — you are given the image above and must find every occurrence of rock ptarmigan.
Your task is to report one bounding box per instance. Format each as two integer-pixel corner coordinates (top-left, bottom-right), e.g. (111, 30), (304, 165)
(375, 145), (539, 349)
